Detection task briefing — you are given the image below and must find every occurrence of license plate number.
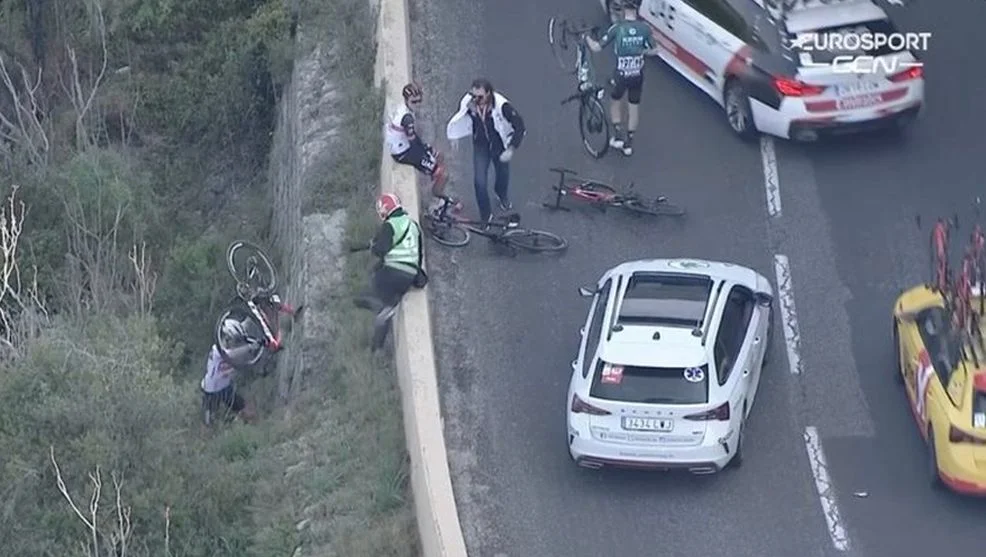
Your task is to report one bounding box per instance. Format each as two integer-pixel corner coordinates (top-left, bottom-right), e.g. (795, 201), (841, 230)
(835, 82), (880, 97)
(837, 93), (883, 110)
(621, 416), (673, 432)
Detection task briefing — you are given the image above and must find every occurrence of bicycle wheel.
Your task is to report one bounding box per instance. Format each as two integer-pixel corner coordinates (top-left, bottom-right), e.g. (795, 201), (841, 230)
(579, 95), (610, 158)
(425, 217), (471, 247)
(503, 228), (568, 253)
(548, 17), (577, 72)
(622, 197), (687, 217)
(227, 241), (277, 292)
(214, 303), (268, 368)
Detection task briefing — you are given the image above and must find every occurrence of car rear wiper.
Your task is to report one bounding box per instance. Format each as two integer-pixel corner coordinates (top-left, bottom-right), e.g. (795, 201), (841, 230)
(640, 397), (677, 403)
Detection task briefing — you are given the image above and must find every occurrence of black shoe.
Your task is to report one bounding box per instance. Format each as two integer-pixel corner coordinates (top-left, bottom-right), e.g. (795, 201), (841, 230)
(496, 195), (512, 212)
(354, 295), (383, 313)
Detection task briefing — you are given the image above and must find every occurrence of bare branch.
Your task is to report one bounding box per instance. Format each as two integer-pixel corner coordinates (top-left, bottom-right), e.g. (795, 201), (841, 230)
(0, 54), (49, 169)
(65, 0), (109, 149)
(50, 446), (96, 533)
(128, 242), (156, 315)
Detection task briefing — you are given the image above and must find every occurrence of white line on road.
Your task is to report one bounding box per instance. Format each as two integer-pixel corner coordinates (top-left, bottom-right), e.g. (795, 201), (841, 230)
(804, 426), (851, 551)
(773, 254), (803, 375)
(760, 136), (781, 217)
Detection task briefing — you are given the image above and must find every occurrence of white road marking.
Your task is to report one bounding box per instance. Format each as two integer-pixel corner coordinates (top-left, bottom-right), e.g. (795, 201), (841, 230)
(773, 254), (803, 375)
(804, 427), (851, 551)
(760, 136), (781, 217)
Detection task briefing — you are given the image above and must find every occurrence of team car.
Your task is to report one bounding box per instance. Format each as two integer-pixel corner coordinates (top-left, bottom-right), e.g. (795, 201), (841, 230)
(597, 0), (925, 140)
(893, 286), (986, 495)
(567, 259), (774, 473)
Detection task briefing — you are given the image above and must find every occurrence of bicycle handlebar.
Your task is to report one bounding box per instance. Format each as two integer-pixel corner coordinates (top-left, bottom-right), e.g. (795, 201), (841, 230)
(549, 167), (579, 176)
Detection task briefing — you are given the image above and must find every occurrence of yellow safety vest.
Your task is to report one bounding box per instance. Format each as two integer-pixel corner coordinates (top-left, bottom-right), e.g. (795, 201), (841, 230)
(384, 213), (420, 274)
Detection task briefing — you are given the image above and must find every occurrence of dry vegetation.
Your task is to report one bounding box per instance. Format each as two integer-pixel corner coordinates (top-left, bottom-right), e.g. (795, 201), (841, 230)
(0, 0), (416, 554)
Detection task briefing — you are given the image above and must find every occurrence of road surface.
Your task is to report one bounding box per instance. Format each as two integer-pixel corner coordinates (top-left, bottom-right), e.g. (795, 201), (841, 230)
(408, 0), (986, 555)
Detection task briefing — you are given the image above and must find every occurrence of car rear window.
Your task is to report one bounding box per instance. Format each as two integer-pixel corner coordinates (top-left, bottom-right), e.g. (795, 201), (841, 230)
(792, 19), (900, 64)
(589, 360), (709, 404)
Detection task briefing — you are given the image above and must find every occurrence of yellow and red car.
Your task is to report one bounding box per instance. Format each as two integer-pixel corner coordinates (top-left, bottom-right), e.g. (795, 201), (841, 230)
(893, 285), (986, 495)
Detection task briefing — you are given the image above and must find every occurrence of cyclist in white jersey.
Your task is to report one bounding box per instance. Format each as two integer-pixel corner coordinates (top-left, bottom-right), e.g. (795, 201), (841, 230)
(386, 83), (462, 217)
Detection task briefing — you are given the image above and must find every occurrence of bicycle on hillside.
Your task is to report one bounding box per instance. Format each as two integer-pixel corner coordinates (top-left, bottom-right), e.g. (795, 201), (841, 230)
(423, 196), (568, 255)
(542, 167), (686, 218)
(548, 17), (610, 158)
(214, 241), (302, 371)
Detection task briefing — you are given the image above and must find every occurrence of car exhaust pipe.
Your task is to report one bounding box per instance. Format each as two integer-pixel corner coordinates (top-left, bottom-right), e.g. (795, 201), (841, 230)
(688, 465), (718, 475)
(793, 129), (819, 142)
(577, 459), (603, 470)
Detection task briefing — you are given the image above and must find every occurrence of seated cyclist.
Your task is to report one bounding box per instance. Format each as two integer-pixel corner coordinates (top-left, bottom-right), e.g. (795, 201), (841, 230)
(586, 0), (653, 156)
(386, 82), (462, 217)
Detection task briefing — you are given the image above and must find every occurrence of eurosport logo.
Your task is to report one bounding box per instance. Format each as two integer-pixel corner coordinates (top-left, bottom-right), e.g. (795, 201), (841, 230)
(792, 31), (930, 75)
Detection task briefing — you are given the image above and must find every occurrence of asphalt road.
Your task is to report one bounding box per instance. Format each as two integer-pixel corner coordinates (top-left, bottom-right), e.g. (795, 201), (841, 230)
(409, 0), (986, 555)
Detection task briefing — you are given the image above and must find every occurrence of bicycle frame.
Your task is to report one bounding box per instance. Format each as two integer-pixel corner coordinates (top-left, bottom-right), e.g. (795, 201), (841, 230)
(243, 292), (295, 352)
(561, 26), (606, 106)
(544, 168), (640, 211)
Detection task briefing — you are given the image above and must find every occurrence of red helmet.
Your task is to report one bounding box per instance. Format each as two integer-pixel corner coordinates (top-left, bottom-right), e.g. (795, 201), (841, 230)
(376, 193), (402, 219)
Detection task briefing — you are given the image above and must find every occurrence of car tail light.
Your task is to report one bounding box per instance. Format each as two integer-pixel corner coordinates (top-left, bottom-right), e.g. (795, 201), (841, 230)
(684, 402), (730, 421)
(571, 393), (611, 415)
(888, 66), (923, 82)
(773, 77), (826, 97)
(948, 425), (986, 445)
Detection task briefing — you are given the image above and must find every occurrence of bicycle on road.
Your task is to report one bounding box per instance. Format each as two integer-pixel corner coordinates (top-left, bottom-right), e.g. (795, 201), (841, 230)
(423, 196), (568, 255)
(543, 167), (686, 218)
(548, 17), (610, 159)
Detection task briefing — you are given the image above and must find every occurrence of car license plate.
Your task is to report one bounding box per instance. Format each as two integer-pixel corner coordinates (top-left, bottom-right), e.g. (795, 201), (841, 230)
(837, 93), (883, 111)
(621, 416), (673, 432)
(834, 81), (880, 97)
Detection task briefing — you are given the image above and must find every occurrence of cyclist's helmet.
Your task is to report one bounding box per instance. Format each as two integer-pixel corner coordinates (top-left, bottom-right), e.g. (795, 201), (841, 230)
(221, 318), (247, 340)
(402, 82), (423, 102)
(376, 193), (402, 220)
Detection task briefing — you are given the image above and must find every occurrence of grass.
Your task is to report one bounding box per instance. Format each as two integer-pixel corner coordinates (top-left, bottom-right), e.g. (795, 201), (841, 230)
(220, 0), (419, 554)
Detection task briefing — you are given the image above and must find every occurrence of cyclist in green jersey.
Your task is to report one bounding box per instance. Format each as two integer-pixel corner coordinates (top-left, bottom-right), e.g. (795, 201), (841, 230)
(587, 0), (653, 156)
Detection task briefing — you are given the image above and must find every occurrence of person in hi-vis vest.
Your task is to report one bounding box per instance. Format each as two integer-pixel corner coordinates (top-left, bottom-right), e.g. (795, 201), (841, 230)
(446, 78), (527, 224)
(354, 193), (427, 350)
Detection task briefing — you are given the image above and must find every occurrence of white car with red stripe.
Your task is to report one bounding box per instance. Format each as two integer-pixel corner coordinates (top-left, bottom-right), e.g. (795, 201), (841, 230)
(567, 259), (774, 473)
(598, 0), (925, 141)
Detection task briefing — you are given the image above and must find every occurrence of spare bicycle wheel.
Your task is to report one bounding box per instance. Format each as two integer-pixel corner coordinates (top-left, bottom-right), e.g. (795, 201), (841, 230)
(503, 229), (568, 253)
(427, 218), (471, 247)
(548, 17), (577, 73)
(227, 241), (277, 292)
(579, 95), (610, 159)
(623, 198), (686, 217)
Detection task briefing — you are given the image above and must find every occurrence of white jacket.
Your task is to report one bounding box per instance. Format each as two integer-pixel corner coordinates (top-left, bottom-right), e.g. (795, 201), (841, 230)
(446, 91), (515, 149)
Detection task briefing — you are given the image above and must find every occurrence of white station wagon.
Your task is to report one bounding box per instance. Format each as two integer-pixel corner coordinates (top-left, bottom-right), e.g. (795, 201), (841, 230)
(567, 259), (774, 473)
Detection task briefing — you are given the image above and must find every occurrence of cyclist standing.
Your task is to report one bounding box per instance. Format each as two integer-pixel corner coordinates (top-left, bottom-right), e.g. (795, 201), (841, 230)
(586, 0), (652, 156)
(201, 344), (256, 425)
(386, 83), (461, 217)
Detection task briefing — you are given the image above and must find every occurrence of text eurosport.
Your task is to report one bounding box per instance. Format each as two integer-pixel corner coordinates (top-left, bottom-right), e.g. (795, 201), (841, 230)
(794, 32), (931, 52)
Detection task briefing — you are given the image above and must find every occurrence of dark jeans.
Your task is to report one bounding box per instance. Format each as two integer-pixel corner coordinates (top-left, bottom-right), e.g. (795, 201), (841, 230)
(393, 139), (438, 176)
(368, 265), (417, 308)
(473, 144), (510, 221)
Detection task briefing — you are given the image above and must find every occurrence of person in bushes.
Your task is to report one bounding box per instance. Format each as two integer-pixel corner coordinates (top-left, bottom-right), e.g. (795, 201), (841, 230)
(386, 82), (462, 218)
(201, 344), (256, 425)
(354, 192), (427, 350)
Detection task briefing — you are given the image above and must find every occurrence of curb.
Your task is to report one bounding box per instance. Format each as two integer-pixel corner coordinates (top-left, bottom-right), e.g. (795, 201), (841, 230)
(373, 0), (469, 555)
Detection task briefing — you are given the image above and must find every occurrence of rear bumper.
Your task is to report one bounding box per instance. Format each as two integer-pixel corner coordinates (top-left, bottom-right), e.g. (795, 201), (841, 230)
(937, 445), (986, 496)
(567, 425), (738, 474)
(788, 104), (921, 140)
(940, 470), (986, 496)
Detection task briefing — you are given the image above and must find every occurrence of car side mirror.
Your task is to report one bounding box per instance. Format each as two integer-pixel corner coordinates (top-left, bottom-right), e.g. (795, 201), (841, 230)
(578, 286), (594, 297)
(571, 359), (578, 371)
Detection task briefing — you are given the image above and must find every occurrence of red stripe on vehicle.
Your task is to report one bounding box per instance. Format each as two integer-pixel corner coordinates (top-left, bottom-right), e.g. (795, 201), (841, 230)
(645, 22), (711, 78)
(725, 45), (753, 78)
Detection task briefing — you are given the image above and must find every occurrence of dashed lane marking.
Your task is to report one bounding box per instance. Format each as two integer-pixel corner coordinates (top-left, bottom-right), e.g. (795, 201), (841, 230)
(761, 136), (781, 217)
(773, 254), (803, 375)
(804, 426), (851, 551)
